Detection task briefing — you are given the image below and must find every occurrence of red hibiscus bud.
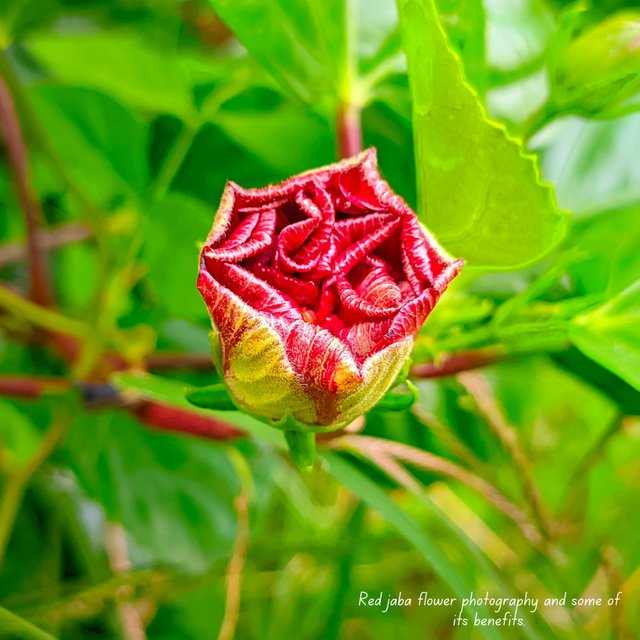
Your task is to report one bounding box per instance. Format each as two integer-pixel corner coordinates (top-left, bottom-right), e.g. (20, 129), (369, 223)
(197, 149), (462, 430)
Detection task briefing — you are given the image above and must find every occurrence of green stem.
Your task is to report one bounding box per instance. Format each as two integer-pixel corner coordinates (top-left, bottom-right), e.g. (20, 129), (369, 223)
(0, 607), (58, 640)
(0, 284), (87, 337)
(151, 75), (250, 201)
(284, 430), (317, 472)
(151, 123), (198, 201)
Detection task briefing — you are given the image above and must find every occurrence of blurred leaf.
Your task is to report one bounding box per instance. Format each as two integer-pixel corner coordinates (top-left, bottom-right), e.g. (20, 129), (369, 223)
(65, 409), (240, 574)
(27, 31), (194, 118)
(149, 116), (281, 204)
(215, 106), (334, 176)
(553, 348), (640, 418)
(143, 192), (210, 321)
(397, 0), (567, 267)
(147, 577), (226, 640)
(570, 282), (640, 391)
(55, 241), (99, 311)
(537, 113), (640, 215)
(567, 205), (640, 296)
(484, 0), (555, 74)
(0, 606), (57, 640)
(0, 400), (40, 472)
(325, 452), (505, 640)
(30, 86), (148, 205)
(0, 0), (57, 46)
(553, 11), (640, 114)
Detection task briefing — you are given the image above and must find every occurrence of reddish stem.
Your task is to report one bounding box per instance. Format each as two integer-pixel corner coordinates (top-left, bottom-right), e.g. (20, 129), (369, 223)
(0, 375), (70, 398)
(0, 73), (53, 307)
(336, 101), (363, 159)
(411, 348), (505, 379)
(133, 402), (243, 441)
(0, 373), (245, 441)
(146, 352), (214, 371)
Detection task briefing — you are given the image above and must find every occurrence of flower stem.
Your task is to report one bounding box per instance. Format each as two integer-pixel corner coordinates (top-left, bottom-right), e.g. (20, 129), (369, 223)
(336, 100), (363, 159)
(284, 430), (317, 472)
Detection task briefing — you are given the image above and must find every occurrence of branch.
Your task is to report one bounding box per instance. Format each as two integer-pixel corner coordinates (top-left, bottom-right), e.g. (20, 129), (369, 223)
(217, 452), (251, 640)
(0, 73), (53, 307)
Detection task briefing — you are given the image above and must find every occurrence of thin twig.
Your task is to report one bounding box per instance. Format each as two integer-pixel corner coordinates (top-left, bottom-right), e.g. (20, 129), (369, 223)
(0, 223), (91, 268)
(22, 570), (171, 628)
(458, 371), (554, 541)
(331, 434), (545, 547)
(218, 452), (252, 640)
(411, 347), (504, 378)
(105, 523), (148, 640)
(0, 73), (52, 306)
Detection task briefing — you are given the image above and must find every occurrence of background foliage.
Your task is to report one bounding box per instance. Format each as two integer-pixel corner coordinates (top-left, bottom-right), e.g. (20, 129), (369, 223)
(1, 0), (639, 638)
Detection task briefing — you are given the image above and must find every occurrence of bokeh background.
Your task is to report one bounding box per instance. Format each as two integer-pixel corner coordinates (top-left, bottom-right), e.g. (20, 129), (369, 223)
(1, 1), (640, 639)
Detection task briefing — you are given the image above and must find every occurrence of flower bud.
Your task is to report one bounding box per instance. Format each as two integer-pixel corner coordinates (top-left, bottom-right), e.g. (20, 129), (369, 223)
(197, 149), (462, 429)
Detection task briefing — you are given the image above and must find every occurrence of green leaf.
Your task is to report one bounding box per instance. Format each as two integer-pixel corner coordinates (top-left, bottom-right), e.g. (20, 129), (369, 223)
(324, 452), (504, 640)
(215, 106), (334, 176)
(206, 0), (401, 109)
(553, 11), (640, 115)
(373, 380), (419, 412)
(186, 384), (236, 411)
(437, 0), (487, 90)
(0, 400), (40, 472)
(538, 113), (640, 216)
(143, 193), (211, 321)
(570, 281), (640, 391)
(0, 606), (57, 640)
(484, 0), (554, 75)
(29, 85), (148, 205)
(64, 410), (240, 574)
(567, 205), (640, 296)
(206, 0), (344, 107)
(397, 0), (567, 267)
(27, 31), (194, 118)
